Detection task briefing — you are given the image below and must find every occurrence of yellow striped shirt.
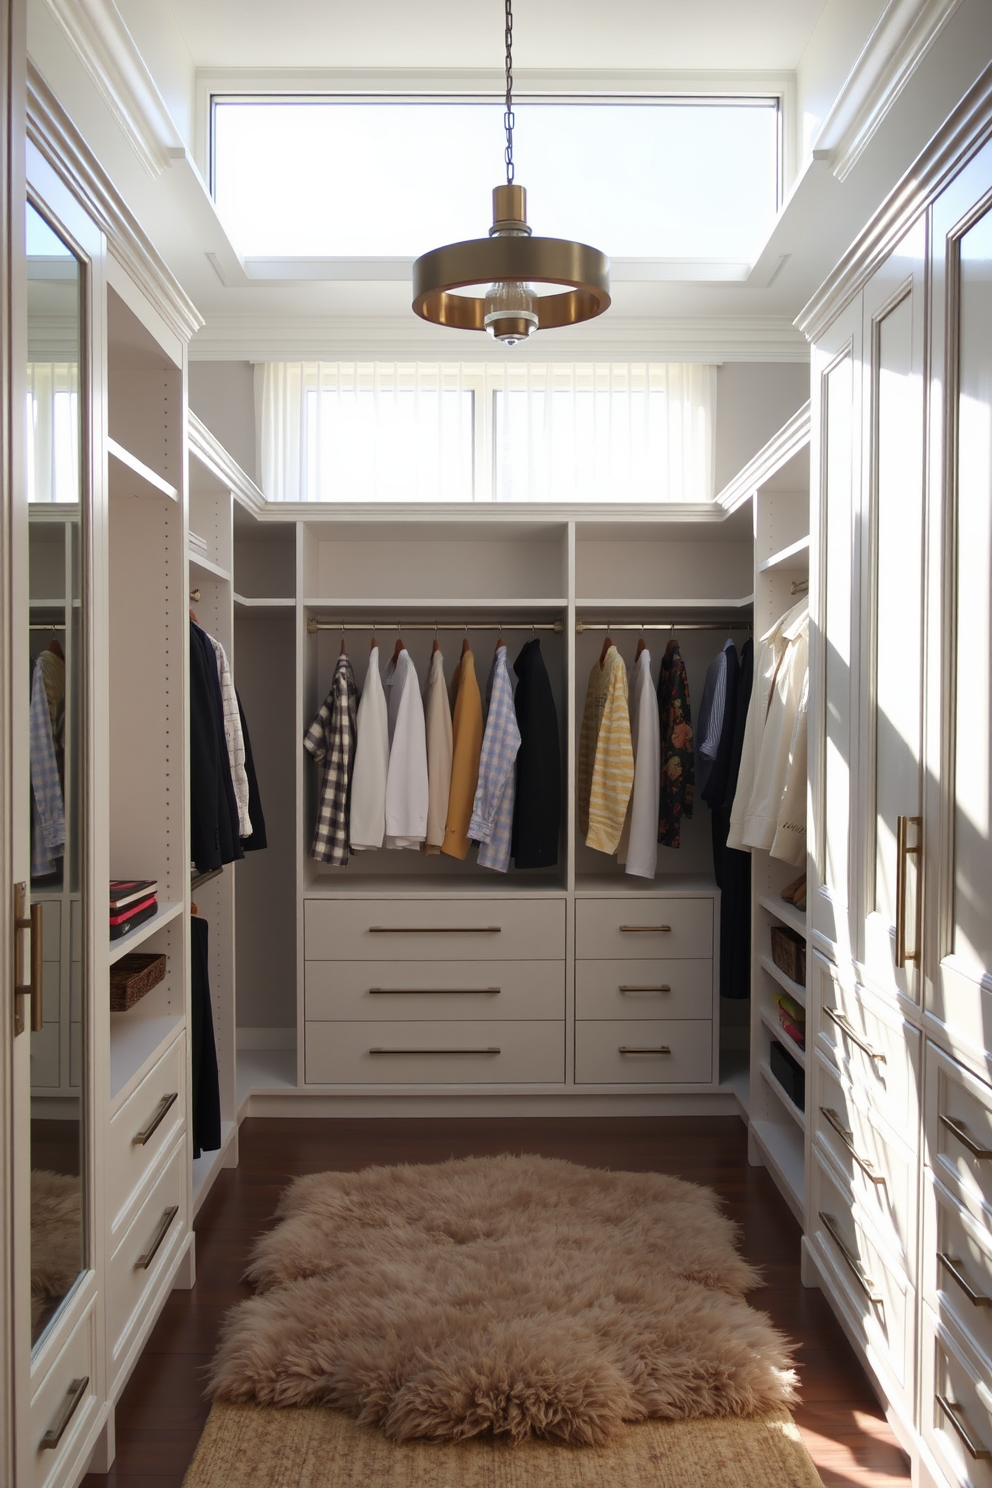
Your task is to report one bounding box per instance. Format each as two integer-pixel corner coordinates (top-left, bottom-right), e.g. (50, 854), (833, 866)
(578, 647), (635, 854)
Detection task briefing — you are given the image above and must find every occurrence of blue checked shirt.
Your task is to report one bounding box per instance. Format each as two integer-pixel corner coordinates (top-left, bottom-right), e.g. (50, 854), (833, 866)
(469, 645), (521, 873)
(30, 658), (65, 876)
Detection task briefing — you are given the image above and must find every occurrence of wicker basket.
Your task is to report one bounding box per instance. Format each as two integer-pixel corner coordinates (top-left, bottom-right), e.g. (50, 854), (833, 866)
(110, 952), (166, 1011)
(769, 925), (806, 987)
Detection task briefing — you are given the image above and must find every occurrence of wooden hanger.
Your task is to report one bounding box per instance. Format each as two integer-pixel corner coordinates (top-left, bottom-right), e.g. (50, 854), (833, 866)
(599, 624), (614, 668)
(392, 634), (406, 660)
(494, 624), (504, 657)
(431, 623), (440, 657)
(461, 627), (470, 658)
(635, 632), (647, 661)
(47, 636), (64, 662)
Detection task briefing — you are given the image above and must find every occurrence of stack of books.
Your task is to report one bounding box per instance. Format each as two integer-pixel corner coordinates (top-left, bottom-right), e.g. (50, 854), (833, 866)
(109, 879), (158, 941)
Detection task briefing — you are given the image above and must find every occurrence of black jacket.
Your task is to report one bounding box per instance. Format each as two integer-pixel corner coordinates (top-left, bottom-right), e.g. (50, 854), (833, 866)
(189, 622), (243, 873)
(511, 639), (561, 870)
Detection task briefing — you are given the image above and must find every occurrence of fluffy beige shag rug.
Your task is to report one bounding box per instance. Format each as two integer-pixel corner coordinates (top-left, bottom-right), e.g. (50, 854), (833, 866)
(31, 1169), (81, 1330)
(209, 1154), (798, 1446)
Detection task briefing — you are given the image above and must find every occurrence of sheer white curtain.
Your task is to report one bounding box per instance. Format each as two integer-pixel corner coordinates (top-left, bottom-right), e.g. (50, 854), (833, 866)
(259, 362), (476, 503)
(26, 362), (80, 504)
(491, 362), (716, 503)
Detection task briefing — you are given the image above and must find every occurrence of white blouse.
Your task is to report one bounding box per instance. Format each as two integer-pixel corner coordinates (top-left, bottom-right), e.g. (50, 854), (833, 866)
(350, 644), (389, 851)
(617, 648), (661, 880)
(384, 648), (429, 850)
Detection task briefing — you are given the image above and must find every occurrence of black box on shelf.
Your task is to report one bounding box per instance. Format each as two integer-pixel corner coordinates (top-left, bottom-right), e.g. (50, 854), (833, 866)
(770, 1040), (805, 1112)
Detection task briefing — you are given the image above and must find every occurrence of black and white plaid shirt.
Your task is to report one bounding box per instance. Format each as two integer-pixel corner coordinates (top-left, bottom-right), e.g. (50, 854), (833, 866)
(304, 655), (358, 865)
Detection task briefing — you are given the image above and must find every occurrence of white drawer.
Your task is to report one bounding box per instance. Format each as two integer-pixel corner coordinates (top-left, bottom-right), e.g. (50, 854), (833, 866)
(575, 897), (713, 959)
(41, 960), (60, 1022)
(574, 1019), (712, 1085)
(30, 1022), (60, 1089)
(35, 897), (61, 959)
(812, 1052), (917, 1276)
(305, 1020), (564, 1085)
(810, 1152), (911, 1399)
(108, 1135), (187, 1369)
(107, 1033), (186, 1239)
(926, 1175), (992, 1373)
(926, 1043), (992, 1238)
(575, 959), (712, 1020)
(814, 952), (921, 1138)
(305, 898), (566, 961)
(29, 1301), (98, 1488)
(921, 1306), (992, 1488)
(305, 959), (564, 1021)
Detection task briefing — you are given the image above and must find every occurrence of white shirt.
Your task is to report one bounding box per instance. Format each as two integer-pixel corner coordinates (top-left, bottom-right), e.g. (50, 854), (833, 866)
(384, 649), (429, 849)
(350, 645), (389, 851)
(207, 632), (251, 839)
(423, 649), (453, 854)
(618, 647), (661, 880)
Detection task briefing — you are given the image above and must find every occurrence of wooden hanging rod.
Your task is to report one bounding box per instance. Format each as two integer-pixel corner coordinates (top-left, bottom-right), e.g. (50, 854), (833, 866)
(307, 618), (564, 635)
(30, 622), (66, 631)
(575, 619), (751, 633)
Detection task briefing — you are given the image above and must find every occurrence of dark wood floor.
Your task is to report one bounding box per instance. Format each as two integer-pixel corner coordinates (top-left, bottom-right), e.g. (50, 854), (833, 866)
(81, 1115), (912, 1488)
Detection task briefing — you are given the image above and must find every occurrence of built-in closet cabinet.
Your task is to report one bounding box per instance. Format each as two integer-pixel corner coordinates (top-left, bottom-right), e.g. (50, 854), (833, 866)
(800, 71), (992, 1488)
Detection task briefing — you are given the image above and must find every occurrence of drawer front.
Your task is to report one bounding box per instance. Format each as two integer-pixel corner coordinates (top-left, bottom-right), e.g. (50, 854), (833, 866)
(575, 898), (713, 959)
(810, 1153), (911, 1395)
(108, 1135), (187, 1368)
(29, 1303), (98, 1488)
(306, 1020), (564, 1085)
(30, 1022), (60, 1089)
(812, 1052), (917, 1274)
(922, 1308), (992, 1488)
(926, 1043), (992, 1236)
(926, 1176), (992, 1371)
(305, 898), (566, 961)
(107, 1032), (186, 1239)
(815, 953), (921, 1137)
(575, 959), (713, 1020)
(306, 959), (564, 1021)
(574, 1019), (712, 1085)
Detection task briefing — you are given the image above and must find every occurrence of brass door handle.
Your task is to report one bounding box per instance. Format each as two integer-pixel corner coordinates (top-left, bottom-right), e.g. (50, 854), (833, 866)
(895, 814), (922, 968)
(938, 1253), (992, 1307)
(369, 1047), (501, 1055)
(367, 987), (501, 995)
(819, 1212), (884, 1304)
(619, 1046), (671, 1054)
(939, 1113), (992, 1159)
(135, 1205), (179, 1269)
(819, 1107), (886, 1184)
(13, 883), (43, 1036)
(368, 925), (501, 934)
(618, 985), (671, 993)
(132, 1092), (178, 1145)
(40, 1376), (89, 1449)
(822, 1005), (886, 1062)
(619, 924), (672, 933)
(937, 1396), (992, 1459)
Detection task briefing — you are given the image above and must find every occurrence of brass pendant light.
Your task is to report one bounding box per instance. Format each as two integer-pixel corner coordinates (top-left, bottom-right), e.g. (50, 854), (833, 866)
(412, 0), (610, 345)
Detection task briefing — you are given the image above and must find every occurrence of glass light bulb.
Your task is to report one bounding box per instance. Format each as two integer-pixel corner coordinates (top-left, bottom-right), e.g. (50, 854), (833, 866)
(483, 279), (539, 346)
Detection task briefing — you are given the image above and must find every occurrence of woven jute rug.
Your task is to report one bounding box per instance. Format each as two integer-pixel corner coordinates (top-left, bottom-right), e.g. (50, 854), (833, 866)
(182, 1400), (824, 1487)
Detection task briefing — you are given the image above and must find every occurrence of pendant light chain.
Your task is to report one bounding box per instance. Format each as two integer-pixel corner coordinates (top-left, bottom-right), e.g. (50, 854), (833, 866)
(503, 0), (515, 184)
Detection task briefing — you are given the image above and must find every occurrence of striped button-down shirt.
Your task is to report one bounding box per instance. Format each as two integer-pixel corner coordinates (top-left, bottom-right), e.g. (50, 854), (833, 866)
(469, 645), (521, 873)
(304, 655), (358, 866)
(30, 657), (65, 876)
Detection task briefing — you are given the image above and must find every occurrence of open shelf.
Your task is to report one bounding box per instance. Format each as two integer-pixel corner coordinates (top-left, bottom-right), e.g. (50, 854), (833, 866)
(109, 900), (183, 964)
(760, 1059), (806, 1131)
(759, 1006), (806, 1066)
(758, 535), (810, 572)
(189, 551), (231, 582)
(719, 1050), (750, 1116)
(191, 1119), (237, 1215)
(575, 597), (754, 615)
(759, 952), (807, 1009)
(758, 893), (807, 936)
(234, 594), (295, 608)
(108, 438), (178, 501)
(750, 1116), (805, 1221)
(109, 1013), (183, 1105)
(237, 1048), (296, 1112)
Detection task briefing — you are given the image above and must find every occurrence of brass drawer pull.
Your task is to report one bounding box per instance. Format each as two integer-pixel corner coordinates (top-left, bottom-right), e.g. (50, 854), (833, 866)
(135, 1205), (179, 1270)
(619, 924), (672, 933)
(820, 1107), (885, 1184)
(940, 1113), (992, 1159)
(368, 987), (501, 995)
(823, 1005), (886, 1062)
(40, 1376), (89, 1449)
(819, 1211), (883, 1304)
(938, 1253), (992, 1307)
(132, 1091), (178, 1146)
(937, 1395), (992, 1460)
(619, 1045), (672, 1054)
(369, 1047), (500, 1055)
(619, 984), (671, 994)
(895, 814), (922, 968)
(368, 925), (501, 934)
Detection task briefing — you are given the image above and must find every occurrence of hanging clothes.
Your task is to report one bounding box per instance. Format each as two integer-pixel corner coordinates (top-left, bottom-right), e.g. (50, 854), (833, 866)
(37, 645), (65, 785)
(350, 644), (389, 851)
(423, 648), (453, 856)
(190, 914), (222, 1158)
(442, 646), (483, 860)
(189, 621), (242, 874)
(701, 643), (740, 809)
(470, 644), (521, 874)
(511, 637), (561, 870)
(237, 693), (267, 852)
(578, 645), (634, 855)
(617, 646), (661, 879)
(207, 633), (251, 839)
(304, 652), (358, 866)
(708, 638), (752, 1001)
(770, 662), (809, 866)
(657, 638), (694, 849)
(695, 638), (734, 792)
(30, 657), (65, 878)
(383, 648), (429, 850)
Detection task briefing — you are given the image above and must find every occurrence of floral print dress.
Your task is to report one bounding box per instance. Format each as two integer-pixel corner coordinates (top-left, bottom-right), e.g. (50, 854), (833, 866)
(657, 638), (694, 848)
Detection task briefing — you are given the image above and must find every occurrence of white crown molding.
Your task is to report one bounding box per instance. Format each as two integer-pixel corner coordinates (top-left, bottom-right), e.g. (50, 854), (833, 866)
(189, 410), (266, 515)
(811, 0), (964, 183)
(715, 400), (811, 512)
(189, 315), (809, 365)
(797, 59), (992, 342)
(40, 0), (184, 178)
(27, 63), (204, 345)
